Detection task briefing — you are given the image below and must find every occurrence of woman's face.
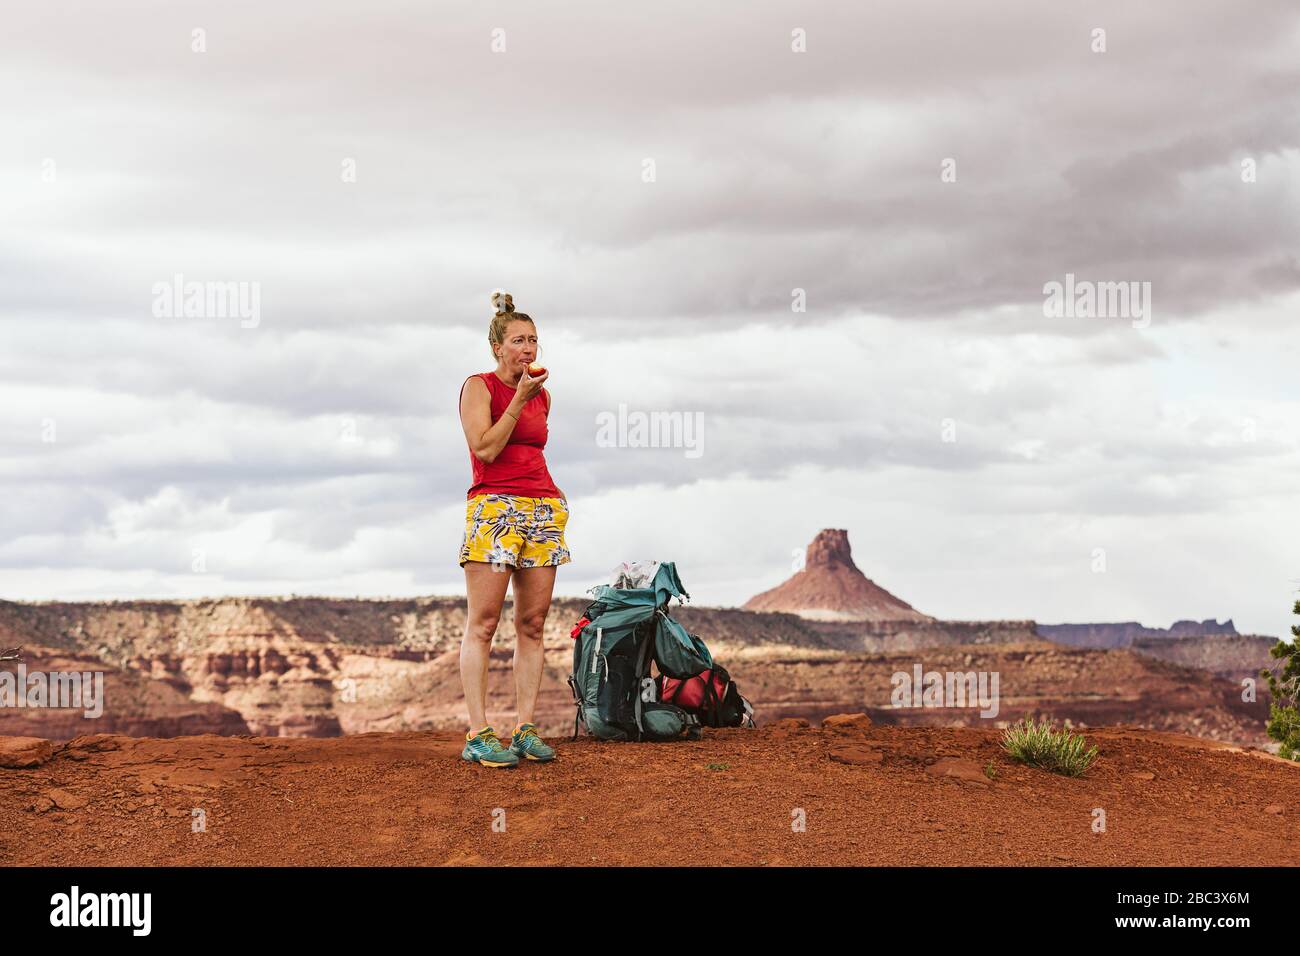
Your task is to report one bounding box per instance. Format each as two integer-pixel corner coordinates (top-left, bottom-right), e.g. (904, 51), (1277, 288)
(497, 320), (538, 372)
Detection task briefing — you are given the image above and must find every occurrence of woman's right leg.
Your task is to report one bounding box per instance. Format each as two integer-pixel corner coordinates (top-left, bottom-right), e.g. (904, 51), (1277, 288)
(461, 561), (514, 731)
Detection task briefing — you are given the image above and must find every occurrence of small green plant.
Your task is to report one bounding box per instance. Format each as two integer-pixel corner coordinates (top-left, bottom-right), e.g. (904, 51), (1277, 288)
(983, 760), (998, 780)
(1261, 598), (1300, 761)
(704, 762), (729, 771)
(1000, 717), (1098, 776)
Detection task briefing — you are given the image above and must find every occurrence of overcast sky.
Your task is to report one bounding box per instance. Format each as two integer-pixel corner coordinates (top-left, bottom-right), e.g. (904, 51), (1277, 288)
(2, 0), (1298, 637)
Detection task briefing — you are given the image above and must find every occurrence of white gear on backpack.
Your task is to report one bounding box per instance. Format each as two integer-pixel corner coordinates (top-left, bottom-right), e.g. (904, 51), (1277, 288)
(608, 560), (661, 590)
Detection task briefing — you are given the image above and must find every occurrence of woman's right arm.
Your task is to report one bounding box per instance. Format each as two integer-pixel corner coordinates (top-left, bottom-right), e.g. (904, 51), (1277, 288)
(460, 377), (525, 464)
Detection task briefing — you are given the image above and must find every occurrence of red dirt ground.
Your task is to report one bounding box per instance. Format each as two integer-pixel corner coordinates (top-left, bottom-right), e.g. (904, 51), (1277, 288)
(1, 722), (1296, 866)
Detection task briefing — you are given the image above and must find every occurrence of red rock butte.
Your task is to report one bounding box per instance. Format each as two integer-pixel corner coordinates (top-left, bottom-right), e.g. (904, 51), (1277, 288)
(743, 529), (932, 622)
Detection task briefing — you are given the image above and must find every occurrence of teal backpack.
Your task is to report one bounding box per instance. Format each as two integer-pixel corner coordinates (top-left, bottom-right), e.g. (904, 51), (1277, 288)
(566, 562), (715, 742)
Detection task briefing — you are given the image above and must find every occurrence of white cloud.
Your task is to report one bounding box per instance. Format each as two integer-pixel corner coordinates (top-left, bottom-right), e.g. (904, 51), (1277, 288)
(1, 0), (1297, 639)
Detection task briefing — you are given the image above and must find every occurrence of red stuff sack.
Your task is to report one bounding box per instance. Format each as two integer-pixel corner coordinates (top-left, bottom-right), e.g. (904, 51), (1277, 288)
(657, 664), (754, 729)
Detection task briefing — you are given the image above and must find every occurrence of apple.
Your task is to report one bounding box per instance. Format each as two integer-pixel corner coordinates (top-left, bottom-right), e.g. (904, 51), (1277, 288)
(527, 362), (547, 377)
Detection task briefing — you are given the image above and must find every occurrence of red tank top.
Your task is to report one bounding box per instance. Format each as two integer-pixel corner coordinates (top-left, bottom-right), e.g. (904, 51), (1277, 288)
(461, 371), (562, 499)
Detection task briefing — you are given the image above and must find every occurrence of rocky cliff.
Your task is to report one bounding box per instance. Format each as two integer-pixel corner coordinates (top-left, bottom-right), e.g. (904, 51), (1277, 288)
(0, 593), (1275, 749)
(1131, 634), (1281, 682)
(723, 640), (1273, 747)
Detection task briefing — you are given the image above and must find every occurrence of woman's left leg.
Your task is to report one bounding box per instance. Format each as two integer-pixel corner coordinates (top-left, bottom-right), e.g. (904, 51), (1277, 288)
(510, 564), (556, 726)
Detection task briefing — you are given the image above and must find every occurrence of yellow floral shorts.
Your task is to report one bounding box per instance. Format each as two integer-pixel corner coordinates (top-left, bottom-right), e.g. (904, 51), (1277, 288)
(459, 494), (572, 570)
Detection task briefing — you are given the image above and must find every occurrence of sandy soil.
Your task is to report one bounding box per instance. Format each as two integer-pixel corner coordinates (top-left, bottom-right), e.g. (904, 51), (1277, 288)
(2, 721), (1296, 866)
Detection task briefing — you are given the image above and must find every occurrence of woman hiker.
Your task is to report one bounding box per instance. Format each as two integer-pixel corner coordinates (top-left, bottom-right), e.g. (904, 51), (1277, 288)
(456, 290), (571, 768)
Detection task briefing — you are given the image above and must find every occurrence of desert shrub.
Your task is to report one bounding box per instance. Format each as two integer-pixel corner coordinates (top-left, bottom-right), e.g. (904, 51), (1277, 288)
(1000, 717), (1098, 776)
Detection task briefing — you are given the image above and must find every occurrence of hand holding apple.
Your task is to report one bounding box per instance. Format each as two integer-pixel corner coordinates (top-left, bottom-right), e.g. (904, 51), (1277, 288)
(514, 361), (549, 402)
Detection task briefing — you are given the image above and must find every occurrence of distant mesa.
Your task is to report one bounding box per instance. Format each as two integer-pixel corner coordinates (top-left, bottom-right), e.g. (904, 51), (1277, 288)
(743, 529), (932, 622)
(1036, 618), (1240, 649)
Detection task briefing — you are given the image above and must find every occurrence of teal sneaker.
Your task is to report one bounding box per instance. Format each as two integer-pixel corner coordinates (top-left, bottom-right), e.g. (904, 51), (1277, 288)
(461, 725), (519, 768)
(510, 723), (556, 762)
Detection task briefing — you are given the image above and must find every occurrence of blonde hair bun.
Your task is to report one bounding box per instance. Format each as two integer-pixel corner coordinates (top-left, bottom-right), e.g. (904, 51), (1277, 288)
(486, 292), (534, 359)
(491, 290), (515, 315)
